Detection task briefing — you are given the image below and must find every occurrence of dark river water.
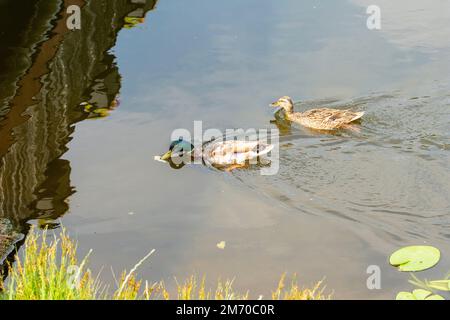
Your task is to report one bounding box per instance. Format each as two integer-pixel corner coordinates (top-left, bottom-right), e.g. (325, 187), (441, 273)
(0, 0), (449, 299)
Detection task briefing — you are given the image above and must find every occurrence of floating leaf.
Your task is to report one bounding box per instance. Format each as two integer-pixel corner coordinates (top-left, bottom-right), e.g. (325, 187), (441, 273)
(425, 294), (445, 300)
(412, 289), (432, 300)
(92, 108), (110, 117)
(81, 102), (94, 112)
(154, 155), (168, 163)
(216, 241), (226, 250)
(428, 280), (450, 292)
(124, 16), (145, 29)
(389, 246), (440, 272)
(396, 291), (415, 300)
(396, 289), (445, 300)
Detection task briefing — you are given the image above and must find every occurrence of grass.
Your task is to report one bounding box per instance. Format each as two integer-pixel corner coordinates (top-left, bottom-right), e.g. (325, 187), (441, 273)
(272, 274), (329, 300)
(0, 227), (330, 300)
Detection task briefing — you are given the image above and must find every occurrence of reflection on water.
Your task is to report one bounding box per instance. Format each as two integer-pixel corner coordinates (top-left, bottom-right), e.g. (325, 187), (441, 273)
(0, 0), (449, 299)
(0, 0), (157, 262)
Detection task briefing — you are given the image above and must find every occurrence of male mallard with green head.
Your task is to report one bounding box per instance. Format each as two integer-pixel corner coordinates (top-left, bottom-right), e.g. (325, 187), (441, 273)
(156, 138), (274, 171)
(271, 96), (364, 130)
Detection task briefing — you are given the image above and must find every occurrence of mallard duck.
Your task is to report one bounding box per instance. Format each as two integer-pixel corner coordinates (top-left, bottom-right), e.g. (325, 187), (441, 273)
(156, 138), (273, 171)
(270, 96), (364, 130)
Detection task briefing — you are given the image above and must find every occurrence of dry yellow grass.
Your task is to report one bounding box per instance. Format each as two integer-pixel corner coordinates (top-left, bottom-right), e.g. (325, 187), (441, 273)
(0, 227), (330, 300)
(272, 274), (330, 300)
(171, 276), (249, 300)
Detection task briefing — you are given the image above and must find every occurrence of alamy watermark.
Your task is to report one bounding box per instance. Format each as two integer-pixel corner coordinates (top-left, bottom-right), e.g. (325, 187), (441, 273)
(66, 5), (81, 30)
(67, 265), (82, 289)
(66, 4), (382, 32)
(366, 265), (381, 290)
(366, 5), (381, 30)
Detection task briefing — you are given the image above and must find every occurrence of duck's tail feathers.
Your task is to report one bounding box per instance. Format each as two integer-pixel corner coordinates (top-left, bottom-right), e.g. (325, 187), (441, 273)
(350, 111), (365, 122)
(255, 143), (274, 157)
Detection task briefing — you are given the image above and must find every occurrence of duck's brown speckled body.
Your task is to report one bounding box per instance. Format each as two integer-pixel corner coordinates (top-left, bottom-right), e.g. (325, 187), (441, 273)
(271, 96), (364, 130)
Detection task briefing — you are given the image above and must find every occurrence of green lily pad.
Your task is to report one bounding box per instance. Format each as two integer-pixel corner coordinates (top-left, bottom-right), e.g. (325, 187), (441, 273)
(389, 246), (440, 272)
(396, 289), (444, 300)
(396, 291), (415, 300)
(425, 294), (445, 300)
(428, 280), (450, 291)
(413, 289), (432, 300)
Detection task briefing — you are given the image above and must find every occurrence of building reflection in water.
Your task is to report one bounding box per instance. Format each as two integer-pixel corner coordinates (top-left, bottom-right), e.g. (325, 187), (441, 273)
(0, 0), (158, 264)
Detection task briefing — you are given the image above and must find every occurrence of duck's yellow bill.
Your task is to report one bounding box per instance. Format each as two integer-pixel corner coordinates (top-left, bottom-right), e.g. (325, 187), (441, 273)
(160, 151), (172, 161)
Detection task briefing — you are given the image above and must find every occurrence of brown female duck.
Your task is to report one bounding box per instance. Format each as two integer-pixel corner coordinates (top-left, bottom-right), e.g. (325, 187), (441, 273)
(271, 96), (364, 130)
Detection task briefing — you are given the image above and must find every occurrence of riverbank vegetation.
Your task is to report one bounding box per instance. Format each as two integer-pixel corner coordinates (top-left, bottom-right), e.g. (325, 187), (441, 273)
(0, 228), (329, 300)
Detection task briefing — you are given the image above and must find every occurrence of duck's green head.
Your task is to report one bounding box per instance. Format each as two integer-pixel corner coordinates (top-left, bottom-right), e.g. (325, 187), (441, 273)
(160, 138), (194, 161)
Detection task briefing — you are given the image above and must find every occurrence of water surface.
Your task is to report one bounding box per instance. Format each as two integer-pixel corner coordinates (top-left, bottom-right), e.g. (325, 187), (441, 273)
(1, 0), (449, 299)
